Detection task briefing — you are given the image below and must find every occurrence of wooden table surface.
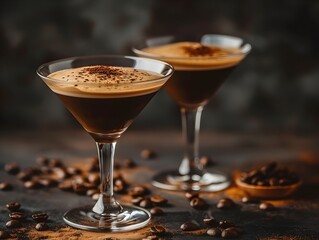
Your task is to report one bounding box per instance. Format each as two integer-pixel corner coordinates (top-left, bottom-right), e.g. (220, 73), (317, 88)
(0, 130), (319, 240)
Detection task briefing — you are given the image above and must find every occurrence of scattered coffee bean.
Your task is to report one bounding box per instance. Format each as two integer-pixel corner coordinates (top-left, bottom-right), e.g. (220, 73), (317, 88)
(113, 183), (125, 193)
(58, 181), (73, 191)
(131, 197), (144, 206)
(241, 196), (260, 204)
(92, 193), (100, 201)
(86, 189), (99, 197)
(4, 163), (20, 175)
(207, 227), (222, 237)
(24, 180), (41, 189)
(128, 186), (149, 197)
(200, 156), (214, 167)
(150, 225), (166, 234)
(0, 182), (12, 191)
(150, 196), (167, 206)
(260, 162), (277, 174)
(189, 197), (208, 210)
(180, 221), (199, 231)
(88, 158), (99, 172)
(17, 171), (32, 182)
(150, 207), (164, 216)
(139, 198), (153, 208)
(32, 213), (48, 222)
(40, 166), (52, 174)
(36, 156), (49, 166)
(0, 230), (10, 239)
(185, 191), (199, 200)
(221, 227), (241, 238)
(38, 178), (58, 188)
(83, 182), (96, 189)
(259, 202), (275, 211)
(66, 167), (82, 175)
(87, 174), (100, 185)
(73, 183), (88, 195)
(6, 202), (21, 211)
(48, 158), (63, 168)
(122, 158), (136, 168)
(219, 220), (235, 229)
(141, 149), (157, 159)
(217, 198), (235, 209)
(9, 211), (26, 220)
(6, 220), (20, 228)
(203, 217), (218, 227)
(53, 167), (68, 180)
(35, 222), (48, 231)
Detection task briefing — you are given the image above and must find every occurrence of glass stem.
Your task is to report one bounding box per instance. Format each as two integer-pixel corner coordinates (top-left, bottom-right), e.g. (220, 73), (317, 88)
(92, 142), (123, 217)
(179, 106), (204, 177)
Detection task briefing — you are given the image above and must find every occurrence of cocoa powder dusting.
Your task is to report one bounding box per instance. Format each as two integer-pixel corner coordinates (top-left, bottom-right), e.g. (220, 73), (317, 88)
(182, 44), (224, 57)
(84, 65), (124, 77)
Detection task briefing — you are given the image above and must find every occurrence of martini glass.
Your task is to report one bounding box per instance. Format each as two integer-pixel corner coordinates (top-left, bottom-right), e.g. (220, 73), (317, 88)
(37, 55), (173, 231)
(133, 34), (251, 192)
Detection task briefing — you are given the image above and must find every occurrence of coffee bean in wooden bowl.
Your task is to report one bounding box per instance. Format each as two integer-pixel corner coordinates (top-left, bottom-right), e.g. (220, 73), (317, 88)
(235, 162), (302, 199)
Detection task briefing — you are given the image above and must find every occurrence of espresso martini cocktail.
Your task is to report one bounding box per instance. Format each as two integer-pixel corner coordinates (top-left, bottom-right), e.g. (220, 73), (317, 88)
(134, 35), (251, 192)
(37, 56), (173, 231)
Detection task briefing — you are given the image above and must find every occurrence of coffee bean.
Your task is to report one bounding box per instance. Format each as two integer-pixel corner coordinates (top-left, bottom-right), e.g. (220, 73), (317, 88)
(128, 186), (149, 197)
(114, 183), (125, 193)
(221, 227), (241, 238)
(24, 180), (41, 189)
(0, 182), (12, 191)
(35, 222), (48, 231)
(180, 221), (199, 231)
(207, 227), (222, 236)
(200, 156), (214, 167)
(36, 156), (49, 166)
(66, 167), (82, 175)
(139, 198), (153, 208)
(92, 193), (100, 201)
(241, 196), (259, 204)
(150, 225), (166, 234)
(203, 217), (218, 227)
(141, 149), (157, 159)
(190, 197), (208, 209)
(73, 183), (88, 195)
(39, 166), (52, 174)
(150, 207), (164, 216)
(150, 196), (167, 206)
(0, 230), (10, 239)
(83, 182), (97, 189)
(9, 212), (26, 220)
(114, 178), (126, 192)
(17, 171), (32, 182)
(86, 189), (99, 197)
(6, 202), (21, 211)
(185, 191), (199, 200)
(131, 197), (144, 205)
(32, 213), (48, 222)
(259, 202), (275, 211)
(48, 158), (63, 168)
(114, 162), (121, 170)
(38, 178), (58, 188)
(4, 163), (20, 175)
(6, 220), (20, 228)
(219, 221), (235, 229)
(53, 167), (69, 180)
(87, 174), (100, 185)
(217, 198), (235, 209)
(58, 181), (73, 191)
(122, 158), (136, 168)
(260, 162), (277, 174)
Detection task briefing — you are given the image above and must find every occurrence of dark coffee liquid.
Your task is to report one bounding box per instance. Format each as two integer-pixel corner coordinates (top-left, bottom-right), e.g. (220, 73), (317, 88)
(164, 66), (236, 108)
(56, 92), (156, 141)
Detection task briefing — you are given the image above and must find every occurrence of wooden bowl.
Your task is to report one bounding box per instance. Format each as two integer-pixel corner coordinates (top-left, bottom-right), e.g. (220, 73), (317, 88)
(235, 177), (302, 199)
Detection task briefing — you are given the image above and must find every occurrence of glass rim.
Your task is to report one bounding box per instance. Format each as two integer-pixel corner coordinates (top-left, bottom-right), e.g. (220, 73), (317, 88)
(36, 54), (174, 86)
(132, 34), (252, 61)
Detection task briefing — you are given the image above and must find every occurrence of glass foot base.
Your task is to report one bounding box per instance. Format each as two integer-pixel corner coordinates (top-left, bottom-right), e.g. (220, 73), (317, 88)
(63, 205), (151, 232)
(152, 170), (230, 192)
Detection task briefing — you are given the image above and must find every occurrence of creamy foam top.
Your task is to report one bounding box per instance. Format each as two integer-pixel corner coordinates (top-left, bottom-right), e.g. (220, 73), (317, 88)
(142, 42), (244, 70)
(46, 65), (164, 98)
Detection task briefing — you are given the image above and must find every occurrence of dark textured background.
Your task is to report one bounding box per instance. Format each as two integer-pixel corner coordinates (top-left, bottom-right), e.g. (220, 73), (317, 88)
(0, 0), (318, 133)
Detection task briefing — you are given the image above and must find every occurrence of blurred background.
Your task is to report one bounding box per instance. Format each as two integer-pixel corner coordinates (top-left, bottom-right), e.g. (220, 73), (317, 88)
(0, 0), (318, 133)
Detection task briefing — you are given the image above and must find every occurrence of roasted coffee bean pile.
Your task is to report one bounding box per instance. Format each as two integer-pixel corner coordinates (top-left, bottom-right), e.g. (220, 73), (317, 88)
(240, 162), (299, 186)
